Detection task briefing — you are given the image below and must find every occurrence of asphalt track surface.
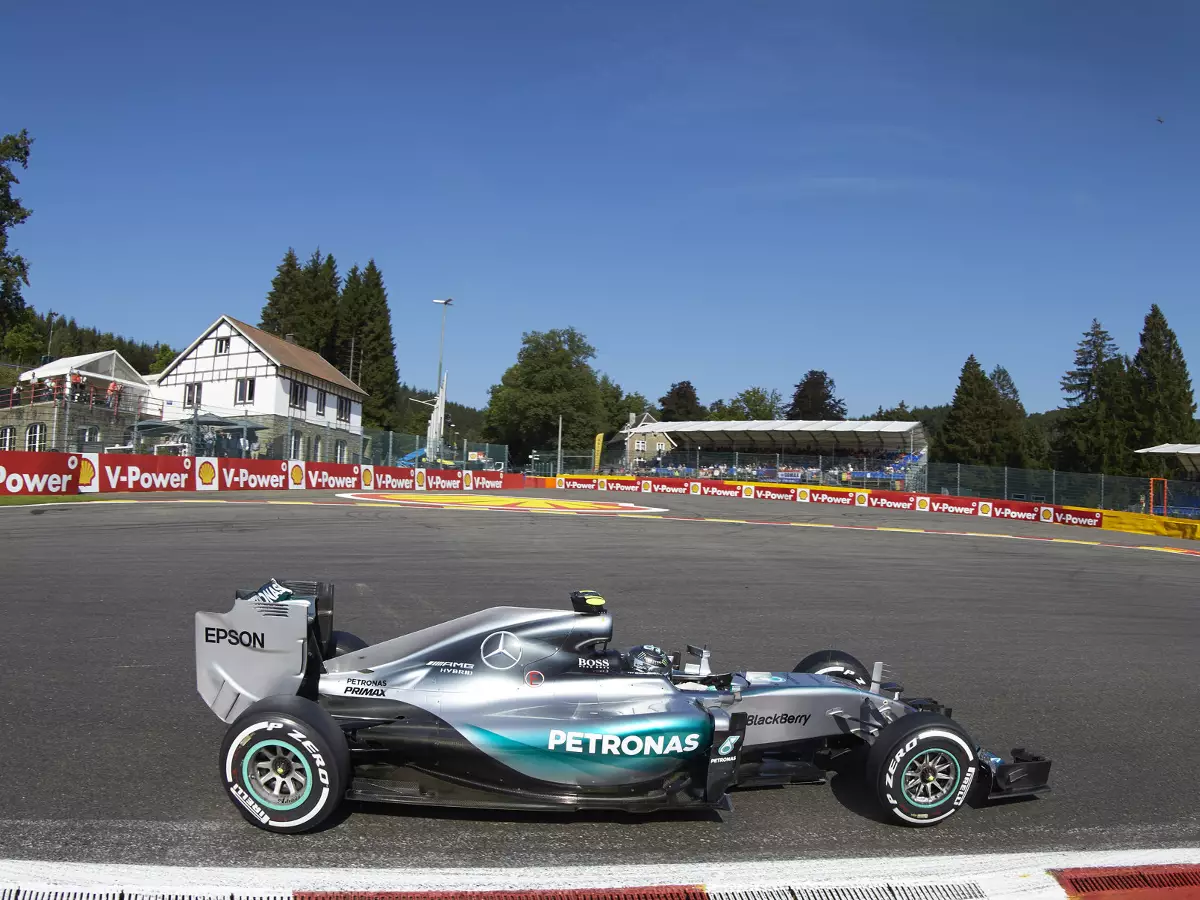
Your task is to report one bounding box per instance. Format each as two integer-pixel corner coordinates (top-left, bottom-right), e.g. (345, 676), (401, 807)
(2, 489), (1198, 868)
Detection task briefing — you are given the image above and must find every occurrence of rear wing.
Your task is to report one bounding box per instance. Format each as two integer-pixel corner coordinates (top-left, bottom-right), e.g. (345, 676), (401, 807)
(195, 579), (335, 723)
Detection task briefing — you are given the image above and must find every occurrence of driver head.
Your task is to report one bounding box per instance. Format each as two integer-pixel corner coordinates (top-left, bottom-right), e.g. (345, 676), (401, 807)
(627, 644), (670, 675)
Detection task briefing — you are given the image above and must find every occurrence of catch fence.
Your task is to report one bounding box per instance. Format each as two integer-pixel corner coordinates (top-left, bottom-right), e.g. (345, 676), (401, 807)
(359, 428), (509, 471)
(530, 447), (920, 491)
(923, 463), (1200, 519)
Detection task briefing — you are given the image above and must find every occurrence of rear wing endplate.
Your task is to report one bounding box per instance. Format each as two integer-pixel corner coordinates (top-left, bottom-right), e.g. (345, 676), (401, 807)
(195, 579), (332, 723)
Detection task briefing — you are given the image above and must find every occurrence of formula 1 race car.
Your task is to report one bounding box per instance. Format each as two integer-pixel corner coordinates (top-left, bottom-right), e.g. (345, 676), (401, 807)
(195, 580), (1051, 833)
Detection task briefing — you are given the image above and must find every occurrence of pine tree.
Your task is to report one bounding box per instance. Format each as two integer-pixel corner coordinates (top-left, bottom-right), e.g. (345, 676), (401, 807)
(353, 260), (401, 427)
(259, 248), (303, 337)
(786, 370), (846, 420)
(1129, 304), (1197, 472)
(1053, 320), (1135, 475)
(989, 365), (1027, 467)
(934, 355), (1006, 465)
(292, 250), (341, 358)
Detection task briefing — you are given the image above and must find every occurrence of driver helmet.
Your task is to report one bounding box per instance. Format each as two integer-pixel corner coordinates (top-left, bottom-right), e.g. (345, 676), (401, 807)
(626, 644), (671, 675)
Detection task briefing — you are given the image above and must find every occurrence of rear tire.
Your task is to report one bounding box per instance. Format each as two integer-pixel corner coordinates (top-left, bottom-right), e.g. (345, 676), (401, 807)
(793, 649), (871, 687)
(219, 695), (350, 834)
(866, 711), (977, 827)
(328, 630), (368, 657)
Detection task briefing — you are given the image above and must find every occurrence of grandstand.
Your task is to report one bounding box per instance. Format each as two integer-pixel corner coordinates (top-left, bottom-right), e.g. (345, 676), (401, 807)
(615, 419), (927, 490)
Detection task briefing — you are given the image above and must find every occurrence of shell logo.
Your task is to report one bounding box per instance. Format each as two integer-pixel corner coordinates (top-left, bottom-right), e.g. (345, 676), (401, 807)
(979, 502), (992, 517)
(463, 471), (473, 489)
(362, 468), (373, 487)
(855, 492), (868, 506)
(290, 464), (304, 485)
(741, 485), (754, 499)
(916, 496), (930, 511)
(1039, 506), (1054, 522)
(198, 460), (217, 486)
(78, 457), (96, 487)
(797, 488), (810, 503)
(555, 476), (564, 489)
(689, 482), (700, 495)
(598, 478), (607, 491)
(641, 480), (651, 492)
(416, 470), (426, 487)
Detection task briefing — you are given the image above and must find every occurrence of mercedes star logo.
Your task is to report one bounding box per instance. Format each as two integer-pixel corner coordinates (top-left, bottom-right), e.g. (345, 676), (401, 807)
(480, 631), (522, 670)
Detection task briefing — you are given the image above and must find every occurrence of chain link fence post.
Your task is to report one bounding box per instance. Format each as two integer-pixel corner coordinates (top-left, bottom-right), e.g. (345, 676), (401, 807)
(1052, 469), (1056, 505)
(1004, 466), (1008, 500)
(956, 463), (960, 496)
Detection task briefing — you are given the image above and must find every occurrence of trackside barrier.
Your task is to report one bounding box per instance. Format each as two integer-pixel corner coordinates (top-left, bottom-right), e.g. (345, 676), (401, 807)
(0, 451), (526, 496)
(554, 474), (1152, 539)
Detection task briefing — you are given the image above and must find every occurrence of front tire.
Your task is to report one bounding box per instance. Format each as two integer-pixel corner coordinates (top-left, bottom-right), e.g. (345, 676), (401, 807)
(866, 712), (977, 826)
(793, 649), (871, 687)
(219, 695), (350, 834)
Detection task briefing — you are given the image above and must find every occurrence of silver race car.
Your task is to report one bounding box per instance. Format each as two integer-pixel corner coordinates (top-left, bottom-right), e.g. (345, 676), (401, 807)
(195, 579), (1051, 833)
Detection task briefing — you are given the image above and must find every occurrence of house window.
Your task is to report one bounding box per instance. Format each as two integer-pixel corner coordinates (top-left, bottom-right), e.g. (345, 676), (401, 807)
(235, 377), (255, 405)
(656, 442), (665, 453)
(289, 381), (307, 410)
(290, 431), (303, 460)
(634, 439), (646, 452)
(336, 396), (351, 422)
(26, 423), (46, 452)
(77, 426), (99, 449)
(215, 337), (231, 355)
(312, 435), (323, 462)
(315, 389), (326, 416)
(184, 382), (202, 408)
(0, 426), (14, 451)
(335, 440), (347, 464)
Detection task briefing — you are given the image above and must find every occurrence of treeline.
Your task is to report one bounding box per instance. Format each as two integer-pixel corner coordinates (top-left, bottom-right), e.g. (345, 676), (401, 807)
(481, 305), (1198, 476)
(920, 305), (1197, 477)
(1, 306), (175, 375)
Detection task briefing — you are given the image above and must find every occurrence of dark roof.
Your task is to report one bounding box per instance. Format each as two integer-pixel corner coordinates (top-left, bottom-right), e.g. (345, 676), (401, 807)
(226, 317), (365, 396)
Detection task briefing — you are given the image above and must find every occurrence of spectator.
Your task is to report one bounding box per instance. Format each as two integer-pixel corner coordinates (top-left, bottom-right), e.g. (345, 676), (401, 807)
(106, 381), (118, 409)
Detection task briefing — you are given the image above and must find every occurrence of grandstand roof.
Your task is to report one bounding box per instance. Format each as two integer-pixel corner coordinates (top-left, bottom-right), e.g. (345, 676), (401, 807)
(1136, 443), (1200, 476)
(624, 419), (926, 452)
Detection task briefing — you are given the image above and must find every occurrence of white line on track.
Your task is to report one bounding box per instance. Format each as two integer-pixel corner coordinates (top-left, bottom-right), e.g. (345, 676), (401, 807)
(2, 848), (1199, 894)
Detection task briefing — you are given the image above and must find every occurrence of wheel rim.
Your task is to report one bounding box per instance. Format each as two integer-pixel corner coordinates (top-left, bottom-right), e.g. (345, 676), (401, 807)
(241, 739), (313, 811)
(901, 748), (960, 807)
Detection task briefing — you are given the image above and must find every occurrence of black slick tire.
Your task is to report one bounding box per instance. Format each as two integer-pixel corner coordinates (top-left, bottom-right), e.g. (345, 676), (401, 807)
(865, 711), (977, 827)
(219, 695), (350, 834)
(793, 649), (871, 687)
(328, 630), (368, 657)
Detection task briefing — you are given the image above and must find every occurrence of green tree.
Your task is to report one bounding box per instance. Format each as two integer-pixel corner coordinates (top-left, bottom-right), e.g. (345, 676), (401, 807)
(1128, 304), (1197, 472)
(340, 260), (401, 428)
(598, 374), (655, 432)
(867, 401), (913, 421)
(988, 365), (1028, 467)
(933, 355), (1006, 465)
(786, 370), (846, 420)
(1, 130), (34, 338)
(1, 311), (41, 363)
(148, 343), (176, 374)
(658, 381), (706, 421)
(708, 386), (783, 421)
(482, 328), (607, 462)
(296, 250), (341, 359)
(1053, 320), (1134, 474)
(259, 248), (303, 338)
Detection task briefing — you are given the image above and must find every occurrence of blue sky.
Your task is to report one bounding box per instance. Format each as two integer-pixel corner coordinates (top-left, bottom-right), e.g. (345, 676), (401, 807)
(7, 1), (1199, 413)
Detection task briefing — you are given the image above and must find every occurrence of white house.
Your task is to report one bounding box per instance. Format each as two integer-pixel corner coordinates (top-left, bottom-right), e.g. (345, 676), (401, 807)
(153, 315), (367, 462)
